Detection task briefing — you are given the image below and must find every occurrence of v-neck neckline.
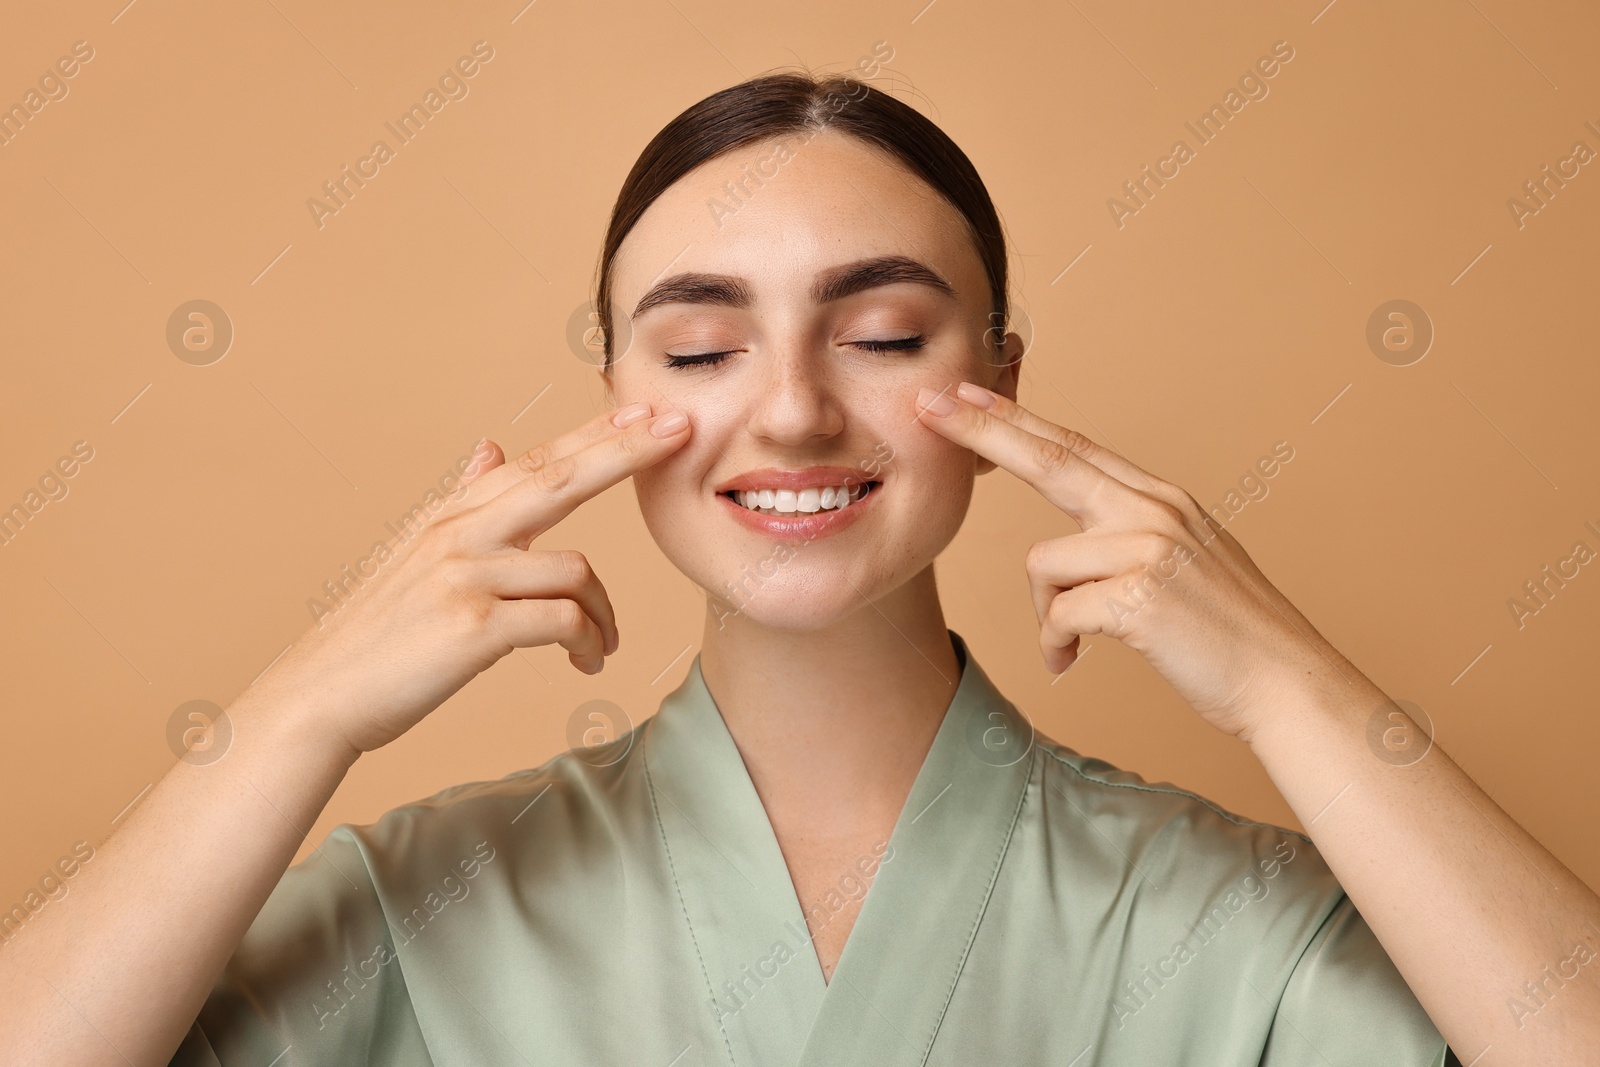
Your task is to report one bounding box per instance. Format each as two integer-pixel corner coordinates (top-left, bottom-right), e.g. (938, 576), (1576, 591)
(642, 630), (1035, 1067)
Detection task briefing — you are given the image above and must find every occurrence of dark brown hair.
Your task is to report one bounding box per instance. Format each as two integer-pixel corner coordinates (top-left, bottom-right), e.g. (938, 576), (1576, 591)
(593, 70), (1009, 366)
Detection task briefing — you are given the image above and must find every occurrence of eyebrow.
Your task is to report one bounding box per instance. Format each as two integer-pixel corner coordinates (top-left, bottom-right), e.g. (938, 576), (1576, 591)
(629, 254), (957, 320)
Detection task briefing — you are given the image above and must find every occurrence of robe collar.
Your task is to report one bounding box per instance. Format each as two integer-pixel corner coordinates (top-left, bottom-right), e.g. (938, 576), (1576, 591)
(642, 630), (1034, 1066)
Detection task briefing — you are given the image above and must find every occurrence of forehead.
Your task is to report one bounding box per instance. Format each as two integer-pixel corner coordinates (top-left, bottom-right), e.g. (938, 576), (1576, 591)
(609, 128), (990, 317)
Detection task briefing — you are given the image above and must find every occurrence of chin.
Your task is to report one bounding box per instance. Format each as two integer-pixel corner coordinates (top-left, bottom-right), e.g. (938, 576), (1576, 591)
(706, 583), (875, 634)
(657, 520), (963, 635)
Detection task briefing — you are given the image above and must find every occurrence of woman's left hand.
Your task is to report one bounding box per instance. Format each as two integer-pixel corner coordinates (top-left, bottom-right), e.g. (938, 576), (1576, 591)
(918, 382), (1600, 1063)
(915, 381), (1344, 742)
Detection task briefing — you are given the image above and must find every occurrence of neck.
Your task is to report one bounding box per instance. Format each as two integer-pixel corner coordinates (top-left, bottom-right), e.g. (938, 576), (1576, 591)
(697, 565), (962, 838)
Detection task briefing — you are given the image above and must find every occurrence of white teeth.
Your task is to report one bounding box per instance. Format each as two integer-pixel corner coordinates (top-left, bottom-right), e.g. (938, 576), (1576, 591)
(733, 483), (870, 515)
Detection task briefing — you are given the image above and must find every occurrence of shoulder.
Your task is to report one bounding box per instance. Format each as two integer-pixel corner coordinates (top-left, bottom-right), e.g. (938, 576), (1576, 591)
(1028, 730), (1334, 911)
(1034, 731), (1308, 844)
(324, 723), (652, 890)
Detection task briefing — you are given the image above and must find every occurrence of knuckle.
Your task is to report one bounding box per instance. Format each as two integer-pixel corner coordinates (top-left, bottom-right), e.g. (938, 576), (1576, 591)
(551, 597), (586, 634)
(1137, 530), (1180, 563)
(551, 549), (593, 586)
(1045, 589), (1074, 627)
(515, 445), (550, 477)
(1033, 438), (1074, 476)
(1171, 489), (1206, 525)
(1145, 498), (1188, 533)
(1144, 483), (1196, 519)
(1081, 474), (1115, 517)
(1060, 428), (1097, 458)
(1024, 539), (1054, 576)
(534, 456), (576, 495)
(612, 426), (646, 457)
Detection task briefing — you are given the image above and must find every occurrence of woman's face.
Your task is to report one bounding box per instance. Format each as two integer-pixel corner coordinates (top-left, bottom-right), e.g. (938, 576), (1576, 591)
(605, 127), (1023, 631)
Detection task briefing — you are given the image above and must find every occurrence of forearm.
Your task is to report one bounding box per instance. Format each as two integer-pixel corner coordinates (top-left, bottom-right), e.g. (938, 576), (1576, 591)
(0, 681), (359, 1066)
(1244, 662), (1600, 1061)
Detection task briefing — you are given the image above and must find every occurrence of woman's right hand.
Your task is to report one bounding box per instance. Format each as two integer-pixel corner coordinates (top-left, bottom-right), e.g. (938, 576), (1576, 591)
(253, 401), (691, 757)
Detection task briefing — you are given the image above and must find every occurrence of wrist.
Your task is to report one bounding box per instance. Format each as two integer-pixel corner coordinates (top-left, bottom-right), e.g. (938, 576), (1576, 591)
(226, 675), (364, 775)
(1236, 657), (1382, 756)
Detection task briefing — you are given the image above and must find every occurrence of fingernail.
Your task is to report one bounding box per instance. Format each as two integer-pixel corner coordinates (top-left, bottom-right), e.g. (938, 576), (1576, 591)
(612, 403), (650, 428)
(956, 382), (997, 409)
(650, 411), (689, 437)
(917, 387), (958, 417)
(462, 439), (489, 474)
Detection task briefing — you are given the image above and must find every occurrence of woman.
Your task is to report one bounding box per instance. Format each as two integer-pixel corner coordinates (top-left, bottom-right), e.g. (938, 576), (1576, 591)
(3, 71), (1595, 1066)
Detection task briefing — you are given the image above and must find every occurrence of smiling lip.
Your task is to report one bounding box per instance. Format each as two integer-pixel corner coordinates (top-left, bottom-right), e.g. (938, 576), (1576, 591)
(714, 466), (876, 493)
(714, 466), (880, 543)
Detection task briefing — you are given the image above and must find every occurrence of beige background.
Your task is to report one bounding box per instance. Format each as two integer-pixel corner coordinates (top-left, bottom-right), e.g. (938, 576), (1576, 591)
(2, 0), (1597, 919)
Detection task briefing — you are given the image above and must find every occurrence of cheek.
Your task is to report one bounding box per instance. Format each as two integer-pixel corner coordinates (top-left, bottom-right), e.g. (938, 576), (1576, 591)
(879, 426), (977, 535)
(609, 364), (746, 434)
(630, 432), (721, 531)
(631, 466), (699, 581)
(886, 415), (974, 480)
(923, 447), (978, 522)
(632, 451), (691, 519)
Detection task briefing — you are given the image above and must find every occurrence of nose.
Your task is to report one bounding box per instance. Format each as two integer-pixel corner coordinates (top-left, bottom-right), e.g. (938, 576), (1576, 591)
(744, 345), (845, 447)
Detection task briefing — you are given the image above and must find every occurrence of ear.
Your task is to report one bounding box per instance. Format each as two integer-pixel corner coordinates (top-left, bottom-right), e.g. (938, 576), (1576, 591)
(975, 330), (1025, 476)
(993, 330), (1023, 401)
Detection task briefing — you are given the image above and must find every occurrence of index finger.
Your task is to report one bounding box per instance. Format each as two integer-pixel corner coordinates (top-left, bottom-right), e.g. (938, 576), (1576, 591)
(953, 382), (1174, 496)
(455, 401), (662, 506)
(476, 409), (691, 548)
(914, 384), (1142, 528)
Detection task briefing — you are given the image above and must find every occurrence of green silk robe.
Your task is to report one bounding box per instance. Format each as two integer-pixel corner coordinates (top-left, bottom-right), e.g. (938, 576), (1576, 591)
(172, 631), (1450, 1065)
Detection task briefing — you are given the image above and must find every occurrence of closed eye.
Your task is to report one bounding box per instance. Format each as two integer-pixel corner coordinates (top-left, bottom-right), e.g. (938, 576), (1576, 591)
(662, 335), (926, 370)
(663, 350), (736, 369)
(852, 335), (926, 353)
